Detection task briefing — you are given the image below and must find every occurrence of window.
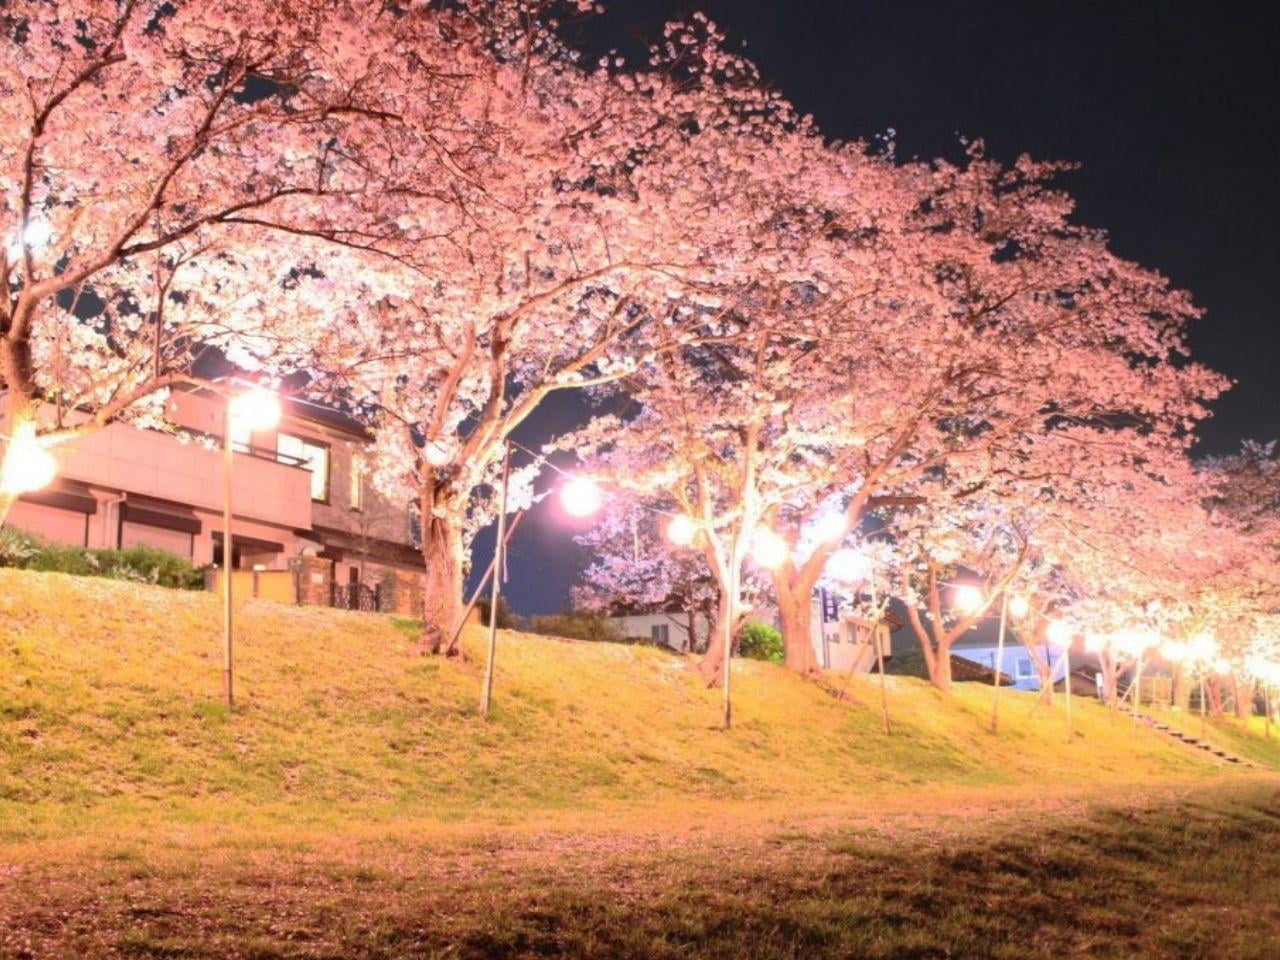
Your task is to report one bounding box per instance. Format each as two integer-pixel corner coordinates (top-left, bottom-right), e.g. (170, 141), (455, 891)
(278, 434), (330, 502)
(350, 454), (366, 511)
(651, 624), (670, 646)
(1017, 657), (1035, 680)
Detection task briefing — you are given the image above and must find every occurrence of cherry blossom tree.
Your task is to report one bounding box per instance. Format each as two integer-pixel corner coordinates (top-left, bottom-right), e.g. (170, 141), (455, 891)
(761, 147), (1225, 679)
(0, 0), (549, 523)
(323, 16), (850, 654)
(572, 495), (719, 653)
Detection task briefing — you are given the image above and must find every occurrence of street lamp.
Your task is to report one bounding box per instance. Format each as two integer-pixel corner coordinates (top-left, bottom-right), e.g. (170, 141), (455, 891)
(665, 514), (699, 547)
(826, 547), (891, 735)
(954, 584), (984, 616)
(0, 421), (57, 496)
(560, 476), (603, 518)
(1047, 619), (1075, 742)
(750, 527), (789, 570)
(221, 385), (281, 710)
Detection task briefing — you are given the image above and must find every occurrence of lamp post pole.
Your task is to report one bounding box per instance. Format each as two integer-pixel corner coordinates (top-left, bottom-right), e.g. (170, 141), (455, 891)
(990, 592), (1009, 735)
(479, 441), (511, 719)
(222, 407), (235, 710)
(722, 562), (735, 730)
(1063, 642), (1073, 743)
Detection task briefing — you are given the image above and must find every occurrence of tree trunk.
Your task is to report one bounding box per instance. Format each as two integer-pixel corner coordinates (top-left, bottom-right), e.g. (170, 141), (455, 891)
(776, 580), (819, 675)
(1022, 638), (1054, 704)
(0, 489), (15, 530)
(1235, 676), (1255, 720)
(1173, 663), (1190, 712)
(699, 589), (736, 686)
(923, 638), (953, 693)
(418, 497), (465, 656)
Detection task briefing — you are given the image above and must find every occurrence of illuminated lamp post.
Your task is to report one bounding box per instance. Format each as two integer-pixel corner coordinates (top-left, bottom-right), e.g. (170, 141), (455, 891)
(991, 593), (1029, 735)
(733, 526), (788, 730)
(221, 385), (282, 710)
(1047, 619), (1075, 742)
(0, 420), (58, 499)
(828, 547), (891, 735)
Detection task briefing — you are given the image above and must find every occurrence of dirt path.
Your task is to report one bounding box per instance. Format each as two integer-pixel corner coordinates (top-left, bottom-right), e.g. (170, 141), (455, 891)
(4, 777), (1279, 959)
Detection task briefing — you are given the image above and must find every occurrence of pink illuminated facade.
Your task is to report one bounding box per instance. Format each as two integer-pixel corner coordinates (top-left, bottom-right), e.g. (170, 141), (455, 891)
(5, 383), (422, 592)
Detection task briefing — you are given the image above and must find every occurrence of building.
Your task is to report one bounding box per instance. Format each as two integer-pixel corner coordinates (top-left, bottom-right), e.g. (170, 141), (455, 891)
(608, 605), (713, 651)
(5, 381), (422, 611)
(948, 636), (1100, 695)
(604, 587), (896, 673)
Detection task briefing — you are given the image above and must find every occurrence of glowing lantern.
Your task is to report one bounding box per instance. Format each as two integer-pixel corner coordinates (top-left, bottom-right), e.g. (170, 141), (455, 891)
(228, 386), (282, 433)
(810, 510), (846, 544)
(953, 585), (984, 615)
(22, 219), (52, 249)
(827, 547), (872, 584)
(666, 514), (698, 547)
(1008, 594), (1030, 619)
(1160, 639), (1188, 663)
(0, 422), (57, 496)
(560, 477), (603, 518)
(1187, 632), (1217, 663)
(1046, 620), (1073, 646)
(750, 528), (789, 569)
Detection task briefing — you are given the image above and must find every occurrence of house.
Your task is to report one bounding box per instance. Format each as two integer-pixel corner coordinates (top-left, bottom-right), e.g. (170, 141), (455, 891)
(949, 635), (1101, 695)
(608, 604), (713, 651)
(4, 381), (422, 611)
(604, 587), (896, 673)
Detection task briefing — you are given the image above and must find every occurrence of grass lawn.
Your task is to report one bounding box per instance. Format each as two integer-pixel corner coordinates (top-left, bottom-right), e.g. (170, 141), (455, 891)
(3, 570), (1279, 957)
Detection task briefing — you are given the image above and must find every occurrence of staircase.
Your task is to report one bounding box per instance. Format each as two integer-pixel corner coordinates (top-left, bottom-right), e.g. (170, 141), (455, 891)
(1143, 716), (1254, 767)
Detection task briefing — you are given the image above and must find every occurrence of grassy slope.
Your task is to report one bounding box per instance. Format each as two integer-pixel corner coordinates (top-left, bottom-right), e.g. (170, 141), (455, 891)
(2, 569), (1277, 841)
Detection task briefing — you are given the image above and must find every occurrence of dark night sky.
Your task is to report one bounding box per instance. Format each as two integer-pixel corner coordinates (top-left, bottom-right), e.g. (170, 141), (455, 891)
(480, 0), (1280, 618)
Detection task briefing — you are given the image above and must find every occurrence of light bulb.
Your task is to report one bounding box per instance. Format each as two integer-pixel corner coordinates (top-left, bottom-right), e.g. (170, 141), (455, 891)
(827, 547), (872, 584)
(666, 515), (698, 546)
(561, 477), (603, 518)
(750, 528), (789, 569)
(229, 387), (282, 432)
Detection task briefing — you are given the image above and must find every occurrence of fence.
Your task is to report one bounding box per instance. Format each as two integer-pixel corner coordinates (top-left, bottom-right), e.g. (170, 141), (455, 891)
(330, 580), (381, 613)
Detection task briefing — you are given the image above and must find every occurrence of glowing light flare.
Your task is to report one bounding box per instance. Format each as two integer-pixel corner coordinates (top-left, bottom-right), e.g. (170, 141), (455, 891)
(1186, 632), (1217, 663)
(1211, 658), (1231, 676)
(1111, 628), (1158, 659)
(809, 510), (847, 544)
(1046, 620), (1074, 647)
(826, 547), (872, 584)
(750, 528), (789, 570)
(1160, 639), (1188, 663)
(1007, 594), (1030, 619)
(0, 423), (57, 496)
(953, 585), (984, 616)
(1084, 633), (1107, 654)
(228, 387), (282, 433)
(560, 477), (603, 518)
(665, 514), (698, 547)
(22, 219), (53, 249)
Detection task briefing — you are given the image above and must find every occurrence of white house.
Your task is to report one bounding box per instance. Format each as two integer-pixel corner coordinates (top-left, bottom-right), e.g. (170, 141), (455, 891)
(605, 587), (894, 674)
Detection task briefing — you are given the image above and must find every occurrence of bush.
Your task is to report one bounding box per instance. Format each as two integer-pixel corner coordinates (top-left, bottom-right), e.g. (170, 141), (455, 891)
(739, 621), (784, 662)
(0, 527), (207, 589)
(528, 610), (623, 643)
(475, 594), (518, 628)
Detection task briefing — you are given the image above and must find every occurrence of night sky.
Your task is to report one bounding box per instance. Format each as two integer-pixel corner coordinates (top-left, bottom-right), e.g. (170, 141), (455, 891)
(481, 0), (1280, 618)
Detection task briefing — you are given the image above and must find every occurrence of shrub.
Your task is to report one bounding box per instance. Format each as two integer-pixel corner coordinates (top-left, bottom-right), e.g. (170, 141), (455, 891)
(739, 621), (784, 662)
(0, 528), (206, 589)
(528, 611), (623, 643)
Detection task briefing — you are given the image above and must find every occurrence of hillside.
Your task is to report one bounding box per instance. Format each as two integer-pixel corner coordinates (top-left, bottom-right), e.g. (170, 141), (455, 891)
(1, 569), (1275, 842)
